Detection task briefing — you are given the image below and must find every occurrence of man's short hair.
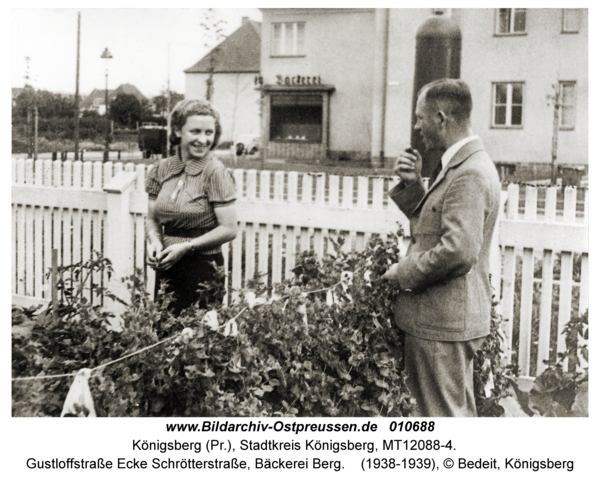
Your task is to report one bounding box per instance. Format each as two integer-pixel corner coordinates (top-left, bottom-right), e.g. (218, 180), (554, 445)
(418, 79), (472, 123)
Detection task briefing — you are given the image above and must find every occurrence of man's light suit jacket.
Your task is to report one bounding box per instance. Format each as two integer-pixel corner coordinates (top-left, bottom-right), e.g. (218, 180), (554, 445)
(388, 138), (501, 342)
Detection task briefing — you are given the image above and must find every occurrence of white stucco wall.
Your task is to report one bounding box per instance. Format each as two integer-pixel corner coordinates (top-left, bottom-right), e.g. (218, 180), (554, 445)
(259, 8), (587, 165)
(456, 8), (587, 165)
(261, 9), (376, 156)
(185, 72), (261, 143)
(384, 8), (587, 165)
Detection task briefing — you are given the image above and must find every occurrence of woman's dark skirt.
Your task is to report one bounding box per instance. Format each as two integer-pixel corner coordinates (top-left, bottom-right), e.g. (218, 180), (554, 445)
(153, 250), (224, 316)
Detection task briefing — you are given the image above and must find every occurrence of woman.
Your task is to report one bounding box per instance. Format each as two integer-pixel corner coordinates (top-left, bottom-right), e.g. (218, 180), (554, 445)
(145, 99), (237, 315)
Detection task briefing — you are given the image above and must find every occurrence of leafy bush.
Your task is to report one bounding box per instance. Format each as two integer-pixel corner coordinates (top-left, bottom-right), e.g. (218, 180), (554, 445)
(475, 306), (588, 417)
(15, 237), (584, 417)
(12, 236), (414, 417)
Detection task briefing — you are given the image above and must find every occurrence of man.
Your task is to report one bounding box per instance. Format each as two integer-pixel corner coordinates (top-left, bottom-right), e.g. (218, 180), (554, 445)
(382, 79), (501, 417)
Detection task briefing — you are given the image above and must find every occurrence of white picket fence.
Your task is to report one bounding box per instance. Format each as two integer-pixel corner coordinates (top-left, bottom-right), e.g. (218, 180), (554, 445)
(11, 158), (588, 384)
(500, 183), (588, 380)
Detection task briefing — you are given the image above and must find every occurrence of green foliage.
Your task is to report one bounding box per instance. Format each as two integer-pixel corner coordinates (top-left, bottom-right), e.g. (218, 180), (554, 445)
(476, 309), (588, 418)
(12, 236), (414, 417)
(14, 238), (585, 418)
(13, 88), (79, 121)
(473, 293), (517, 417)
(523, 310), (588, 417)
(152, 91), (184, 117)
(109, 94), (143, 129)
(11, 88), (109, 150)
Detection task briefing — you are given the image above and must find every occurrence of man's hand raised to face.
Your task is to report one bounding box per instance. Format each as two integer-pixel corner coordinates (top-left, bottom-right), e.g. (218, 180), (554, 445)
(394, 147), (423, 185)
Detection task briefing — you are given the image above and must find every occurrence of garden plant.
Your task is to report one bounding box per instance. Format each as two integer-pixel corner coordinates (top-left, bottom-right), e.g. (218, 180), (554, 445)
(12, 236), (587, 417)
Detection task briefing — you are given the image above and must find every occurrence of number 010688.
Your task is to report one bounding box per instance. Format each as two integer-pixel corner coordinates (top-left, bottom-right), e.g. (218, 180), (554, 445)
(389, 421), (435, 432)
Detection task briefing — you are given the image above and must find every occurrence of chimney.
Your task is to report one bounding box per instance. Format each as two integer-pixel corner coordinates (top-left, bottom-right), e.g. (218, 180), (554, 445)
(242, 16), (249, 25)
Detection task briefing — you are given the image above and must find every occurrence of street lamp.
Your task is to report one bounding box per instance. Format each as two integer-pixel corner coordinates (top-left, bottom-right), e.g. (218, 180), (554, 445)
(101, 48), (113, 162)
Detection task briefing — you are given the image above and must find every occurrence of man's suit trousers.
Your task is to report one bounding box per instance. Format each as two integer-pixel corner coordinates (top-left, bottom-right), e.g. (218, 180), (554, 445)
(404, 332), (486, 417)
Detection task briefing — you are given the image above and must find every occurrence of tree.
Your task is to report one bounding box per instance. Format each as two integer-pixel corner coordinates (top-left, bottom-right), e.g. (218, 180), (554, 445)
(13, 88), (77, 121)
(109, 93), (142, 129)
(200, 9), (228, 102)
(152, 90), (184, 117)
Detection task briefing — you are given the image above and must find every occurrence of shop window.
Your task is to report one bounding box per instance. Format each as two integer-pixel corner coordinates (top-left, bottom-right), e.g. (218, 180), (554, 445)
(562, 9), (581, 33)
(492, 82), (523, 127)
(272, 22), (305, 56)
(559, 81), (576, 129)
(270, 95), (322, 142)
(496, 8), (526, 34)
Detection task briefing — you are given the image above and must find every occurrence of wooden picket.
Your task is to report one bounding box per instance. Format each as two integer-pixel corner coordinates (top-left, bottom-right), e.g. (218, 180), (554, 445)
(499, 183), (588, 383)
(11, 158), (588, 385)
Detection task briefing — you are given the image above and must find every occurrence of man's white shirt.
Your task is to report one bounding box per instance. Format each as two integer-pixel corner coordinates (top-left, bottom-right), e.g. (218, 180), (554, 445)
(439, 135), (479, 175)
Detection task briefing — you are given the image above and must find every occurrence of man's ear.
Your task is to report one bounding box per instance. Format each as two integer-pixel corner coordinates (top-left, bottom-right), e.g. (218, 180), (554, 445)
(436, 110), (447, 127)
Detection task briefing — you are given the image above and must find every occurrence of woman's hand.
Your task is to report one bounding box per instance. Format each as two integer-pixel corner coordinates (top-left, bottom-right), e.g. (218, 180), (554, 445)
(146, 237), (163, 268)
(155, 243), (191, 271)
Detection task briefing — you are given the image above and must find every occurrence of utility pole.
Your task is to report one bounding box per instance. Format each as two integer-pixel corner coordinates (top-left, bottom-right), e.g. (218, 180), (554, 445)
(101, 48), (113, 162)
(25, 56), (33, 159)
(33, 99), (38, 160)
(166, 42), (171, 157)
(74, 12), (81, 160)
(27, 106), (32, 159)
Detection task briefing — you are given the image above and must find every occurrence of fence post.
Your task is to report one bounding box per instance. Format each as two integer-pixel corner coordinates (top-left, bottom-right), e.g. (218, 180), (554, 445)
(103, 170), (138, 329)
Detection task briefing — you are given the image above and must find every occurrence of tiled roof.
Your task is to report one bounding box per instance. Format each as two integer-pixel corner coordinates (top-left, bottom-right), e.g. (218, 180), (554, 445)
(111, 83), (147, 102)
(80, 84), (147, 109)
(80, 89), (110, 109)
(185, 20), (261, 74)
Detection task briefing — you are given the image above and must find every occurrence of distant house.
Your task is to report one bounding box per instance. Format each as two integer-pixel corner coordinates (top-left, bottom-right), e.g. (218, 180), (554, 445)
(81, 83), (147, 115)
(185, 17), (261, 143)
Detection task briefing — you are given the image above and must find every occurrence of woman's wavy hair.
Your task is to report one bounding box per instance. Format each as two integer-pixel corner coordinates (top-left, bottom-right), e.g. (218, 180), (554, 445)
(169, 99), (222, 150)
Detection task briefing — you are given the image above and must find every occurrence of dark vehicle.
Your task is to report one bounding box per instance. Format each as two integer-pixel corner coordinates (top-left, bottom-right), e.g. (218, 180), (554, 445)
(138, 122), (167, 159)
(235, 134), (261, 157)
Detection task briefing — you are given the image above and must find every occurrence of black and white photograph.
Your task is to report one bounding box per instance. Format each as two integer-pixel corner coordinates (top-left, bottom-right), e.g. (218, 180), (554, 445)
(8, 4), (594, 479)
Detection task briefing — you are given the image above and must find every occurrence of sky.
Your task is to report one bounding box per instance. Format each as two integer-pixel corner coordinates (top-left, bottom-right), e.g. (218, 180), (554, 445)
(11, 7), (263, 99)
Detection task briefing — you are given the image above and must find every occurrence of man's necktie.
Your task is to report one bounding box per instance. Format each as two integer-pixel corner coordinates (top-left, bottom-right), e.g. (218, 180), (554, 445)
(428, 162), (443, 186)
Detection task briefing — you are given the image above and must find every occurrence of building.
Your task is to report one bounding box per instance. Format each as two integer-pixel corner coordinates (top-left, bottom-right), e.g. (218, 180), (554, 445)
(185, 17), (262, 144)
(80, 83), (148, 115)
(258, 8), (587, 170)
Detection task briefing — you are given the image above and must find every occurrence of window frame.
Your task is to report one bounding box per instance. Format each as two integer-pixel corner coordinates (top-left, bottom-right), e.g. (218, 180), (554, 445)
(558, 81), (577, 130)
(271, 21), (306, 57)
(269, 93), (324, 143)
(491, 82), (525, 129)
(495, 8), (527, 36)
(561, 9), (581, 34)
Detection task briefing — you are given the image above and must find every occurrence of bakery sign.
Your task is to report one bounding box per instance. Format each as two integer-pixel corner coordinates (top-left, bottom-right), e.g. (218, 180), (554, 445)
(254, 75), (323, 86)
